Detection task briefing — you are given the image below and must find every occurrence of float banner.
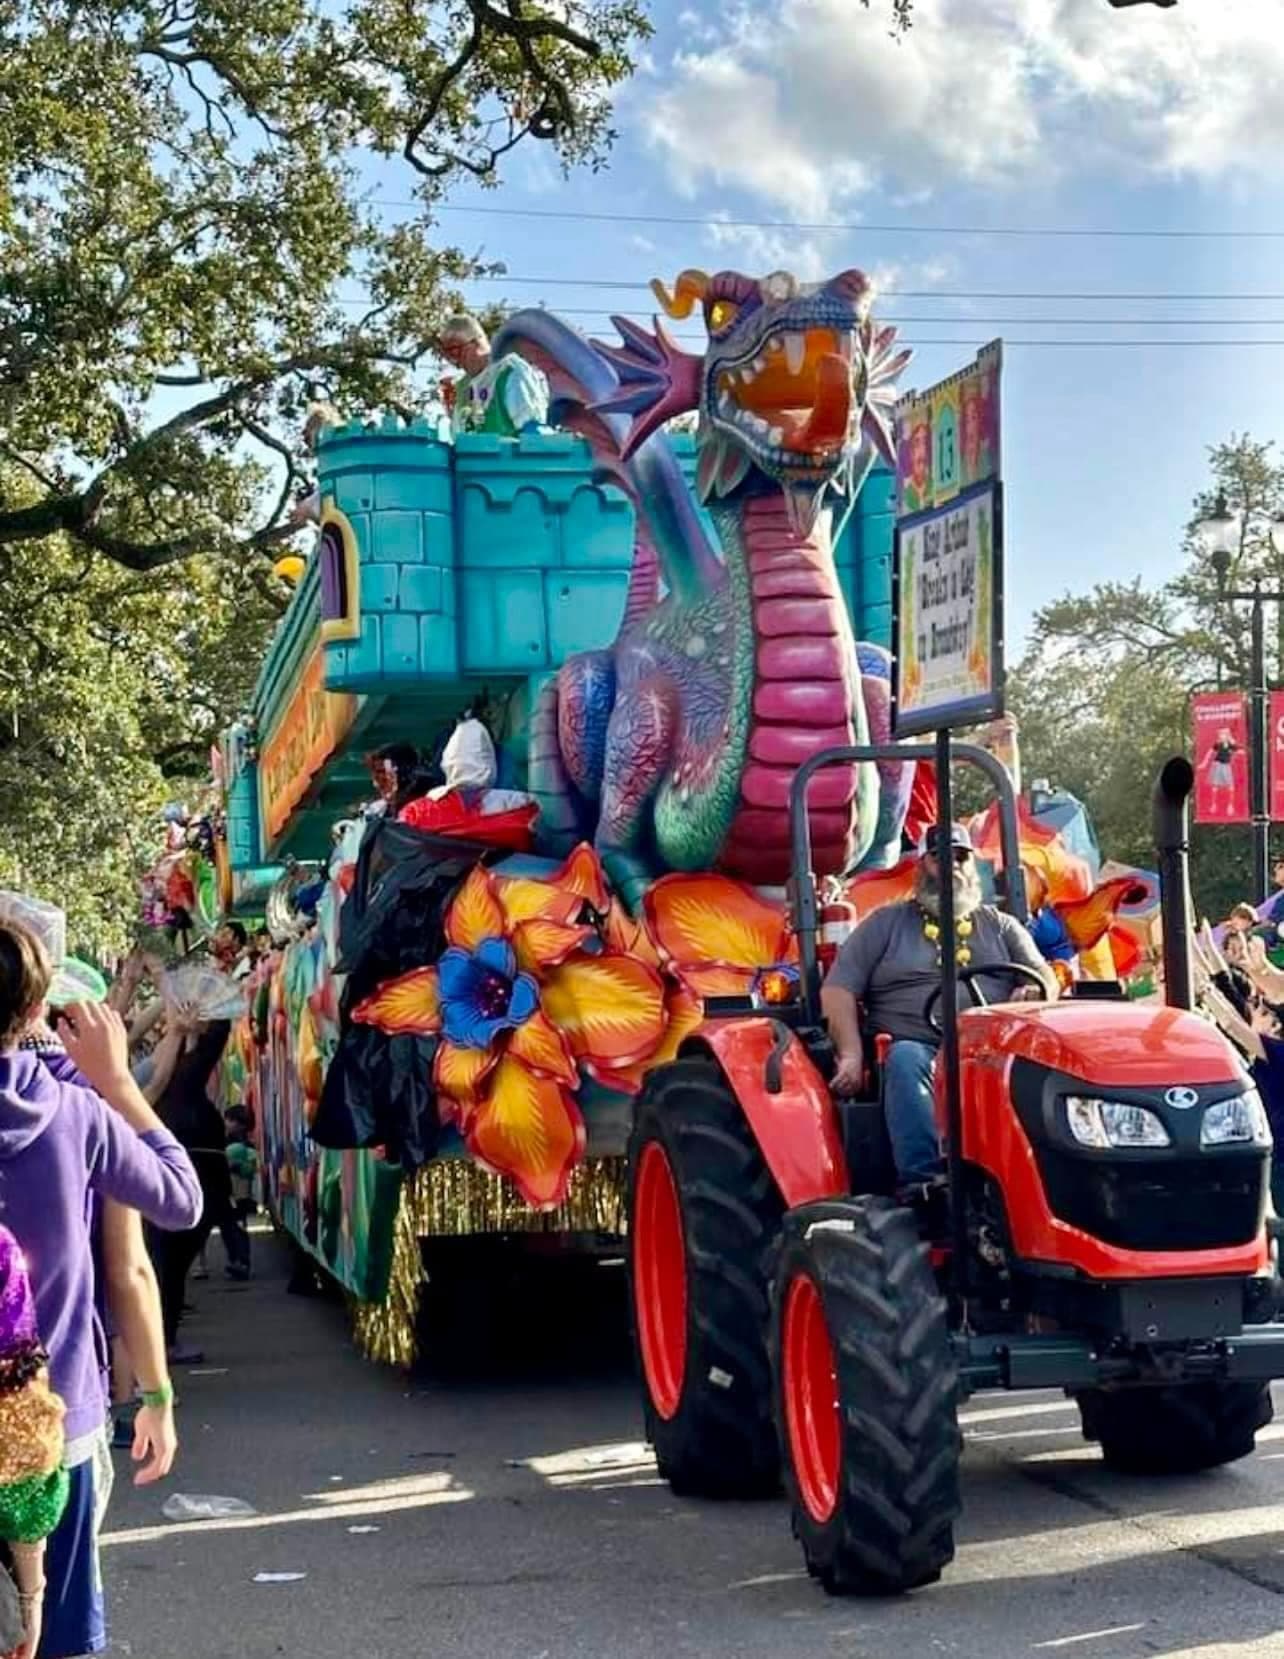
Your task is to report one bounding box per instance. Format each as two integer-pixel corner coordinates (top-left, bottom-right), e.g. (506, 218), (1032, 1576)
(1271, 692), (1284, 822)
(259, 646), (358, 845)
(1192, 693), (1250, 825)
(895, 341), (1001, 517)
(893, 480), (1003, 738)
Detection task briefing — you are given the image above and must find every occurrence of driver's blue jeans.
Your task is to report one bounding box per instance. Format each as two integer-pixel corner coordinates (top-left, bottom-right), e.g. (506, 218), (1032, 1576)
(883, 1039), (943, 1184)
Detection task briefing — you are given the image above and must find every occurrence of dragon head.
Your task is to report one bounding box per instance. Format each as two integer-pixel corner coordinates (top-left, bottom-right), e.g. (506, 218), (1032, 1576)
(592, 267), (911, 536)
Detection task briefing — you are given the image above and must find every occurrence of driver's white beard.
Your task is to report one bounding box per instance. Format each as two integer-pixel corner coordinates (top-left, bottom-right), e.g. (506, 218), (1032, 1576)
(916, 865), (984, 921)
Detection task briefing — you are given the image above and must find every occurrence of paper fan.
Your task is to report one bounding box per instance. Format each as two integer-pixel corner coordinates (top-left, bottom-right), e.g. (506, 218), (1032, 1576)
(160, 962), (245, 1022)
(48, 957), (109, 1009)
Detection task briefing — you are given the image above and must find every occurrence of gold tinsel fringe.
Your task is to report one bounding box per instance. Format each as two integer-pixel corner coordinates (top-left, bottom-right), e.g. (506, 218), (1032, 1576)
(351, 1157), (627, 1368)
(351, 1184), (424, 1369)
(405, 1155), (627, 1239)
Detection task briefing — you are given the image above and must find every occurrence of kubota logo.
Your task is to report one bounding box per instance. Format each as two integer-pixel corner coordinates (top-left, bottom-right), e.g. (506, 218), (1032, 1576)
(1164, 1086), (1199, 1110)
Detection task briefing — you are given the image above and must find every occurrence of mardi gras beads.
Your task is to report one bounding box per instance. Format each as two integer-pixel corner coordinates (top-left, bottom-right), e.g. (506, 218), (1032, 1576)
(921, 913), (974, 968)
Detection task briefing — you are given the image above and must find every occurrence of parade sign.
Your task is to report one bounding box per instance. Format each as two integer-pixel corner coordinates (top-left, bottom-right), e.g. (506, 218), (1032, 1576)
(894, 483), (1003, 737)
(895, 341), (1001, 517)
(259, 647), (358, 845)
(893, 342), (1004, 738)
(1192, 692), (1250, 825)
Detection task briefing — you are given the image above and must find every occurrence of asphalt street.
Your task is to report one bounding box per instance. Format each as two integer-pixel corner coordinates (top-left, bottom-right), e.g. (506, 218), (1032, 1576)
(103, 1237), (1284, 1659)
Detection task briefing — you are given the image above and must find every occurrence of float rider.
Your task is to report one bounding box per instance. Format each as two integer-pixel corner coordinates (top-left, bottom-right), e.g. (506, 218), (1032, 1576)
(438, 314), (549, 438)
(822, 823), (1057, 1185)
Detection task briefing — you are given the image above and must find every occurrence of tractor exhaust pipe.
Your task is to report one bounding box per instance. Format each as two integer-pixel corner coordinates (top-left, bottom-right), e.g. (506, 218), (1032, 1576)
(1153, 755), (1195, 1011)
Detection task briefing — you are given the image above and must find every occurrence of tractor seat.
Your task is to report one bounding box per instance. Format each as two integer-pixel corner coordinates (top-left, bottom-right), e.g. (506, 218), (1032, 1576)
(830, 1024), (898, 1197)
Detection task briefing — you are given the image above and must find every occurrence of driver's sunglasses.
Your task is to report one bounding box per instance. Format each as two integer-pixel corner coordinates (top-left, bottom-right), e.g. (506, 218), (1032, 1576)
(949, 848), (972, 867)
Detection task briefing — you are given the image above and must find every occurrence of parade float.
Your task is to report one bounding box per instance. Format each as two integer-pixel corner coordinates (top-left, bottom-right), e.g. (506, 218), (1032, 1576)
(202, 270), (1149, 1367)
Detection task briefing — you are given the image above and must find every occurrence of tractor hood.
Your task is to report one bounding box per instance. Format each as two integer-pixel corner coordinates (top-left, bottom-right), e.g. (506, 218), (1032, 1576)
(961, 1001), (1245, 1091)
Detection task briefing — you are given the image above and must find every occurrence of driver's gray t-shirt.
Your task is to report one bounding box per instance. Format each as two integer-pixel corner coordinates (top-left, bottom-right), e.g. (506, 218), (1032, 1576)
(825, 901), (1050, 1046)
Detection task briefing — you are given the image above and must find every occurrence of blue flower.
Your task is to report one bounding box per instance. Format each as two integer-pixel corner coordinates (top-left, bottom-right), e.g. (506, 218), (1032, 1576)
(438, 936), (539, 1050)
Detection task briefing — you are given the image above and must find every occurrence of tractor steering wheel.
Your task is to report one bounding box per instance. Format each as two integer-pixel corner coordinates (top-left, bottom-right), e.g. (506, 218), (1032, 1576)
(924, 961), (1053, 1035)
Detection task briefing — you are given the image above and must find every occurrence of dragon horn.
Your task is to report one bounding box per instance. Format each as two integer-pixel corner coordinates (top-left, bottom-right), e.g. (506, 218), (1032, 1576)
(650, 270), (710, 321)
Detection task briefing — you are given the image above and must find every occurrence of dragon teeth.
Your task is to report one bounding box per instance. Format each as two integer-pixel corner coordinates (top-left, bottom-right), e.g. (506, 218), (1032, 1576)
(784, 333), (806, 376)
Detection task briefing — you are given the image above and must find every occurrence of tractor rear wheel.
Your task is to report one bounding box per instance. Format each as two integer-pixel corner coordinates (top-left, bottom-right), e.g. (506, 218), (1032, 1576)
(1076, 1380), (1273, 1474)
(773, 1197), (961, 1595)
(627, 1055), (783, 1499)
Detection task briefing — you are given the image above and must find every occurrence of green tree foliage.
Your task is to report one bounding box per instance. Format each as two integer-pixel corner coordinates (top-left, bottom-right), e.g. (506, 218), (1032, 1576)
(0, 0), (650, 571)
(0, 0), (651, 944)
(0, 468), (280, 952)
(1011, 435), (1284, 918)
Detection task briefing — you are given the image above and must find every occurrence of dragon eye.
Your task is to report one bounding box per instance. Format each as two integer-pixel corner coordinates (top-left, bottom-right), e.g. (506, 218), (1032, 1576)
(706, 298), (739, 333)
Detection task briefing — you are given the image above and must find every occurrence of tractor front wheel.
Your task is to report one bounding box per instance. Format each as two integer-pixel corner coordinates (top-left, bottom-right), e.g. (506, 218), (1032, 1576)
(773, 1198), (961, 1595)
(627, 1055), (783, 1499)
(1076, 1380), (1273, 1474)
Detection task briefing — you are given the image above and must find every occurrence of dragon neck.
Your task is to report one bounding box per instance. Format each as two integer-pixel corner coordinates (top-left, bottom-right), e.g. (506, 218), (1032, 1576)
(714, 490), (871, 883)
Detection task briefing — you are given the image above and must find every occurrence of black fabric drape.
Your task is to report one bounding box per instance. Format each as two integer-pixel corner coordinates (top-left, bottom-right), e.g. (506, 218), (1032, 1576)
(310, 818), (498, 1168)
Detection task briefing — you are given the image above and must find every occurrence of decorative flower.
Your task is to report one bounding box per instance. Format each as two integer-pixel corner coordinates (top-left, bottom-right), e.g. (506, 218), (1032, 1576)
(438, 937), (539, 1049)
(643, 873), (797, 997)
(352, 846), (667, 1209)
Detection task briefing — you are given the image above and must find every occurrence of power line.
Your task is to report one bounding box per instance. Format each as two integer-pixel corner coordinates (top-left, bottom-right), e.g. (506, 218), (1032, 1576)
(499, 309), (1284, 327)
(333, 296), (1284, 324)
(456, 274), (1284, 302)
(374, 200), (1284, 242)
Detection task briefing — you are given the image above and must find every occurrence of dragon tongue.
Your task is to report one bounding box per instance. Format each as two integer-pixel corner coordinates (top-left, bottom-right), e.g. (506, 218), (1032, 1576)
(790, 352), (851, 455)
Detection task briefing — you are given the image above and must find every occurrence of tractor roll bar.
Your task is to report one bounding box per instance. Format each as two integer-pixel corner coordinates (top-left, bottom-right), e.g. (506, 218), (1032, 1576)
(1153, 755), (1195, 1013)
(789, 740), (1027, 1025)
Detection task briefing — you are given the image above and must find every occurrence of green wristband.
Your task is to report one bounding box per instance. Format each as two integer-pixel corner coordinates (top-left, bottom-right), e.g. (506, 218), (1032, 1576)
(142, 1381), (174, 1409)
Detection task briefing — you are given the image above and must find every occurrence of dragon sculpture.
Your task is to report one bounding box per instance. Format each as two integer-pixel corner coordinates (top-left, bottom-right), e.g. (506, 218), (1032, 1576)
(494, 267), (915, 903)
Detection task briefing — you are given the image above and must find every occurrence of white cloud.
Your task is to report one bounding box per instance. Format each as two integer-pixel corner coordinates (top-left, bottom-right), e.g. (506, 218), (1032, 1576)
(702, 217), (831, 281)
(644, 0), (1284, 214)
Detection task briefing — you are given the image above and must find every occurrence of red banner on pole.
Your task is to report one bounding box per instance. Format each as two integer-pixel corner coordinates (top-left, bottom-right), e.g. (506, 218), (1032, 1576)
(1270, 691), (1284, 822)
(1193, 692), (1250, 824)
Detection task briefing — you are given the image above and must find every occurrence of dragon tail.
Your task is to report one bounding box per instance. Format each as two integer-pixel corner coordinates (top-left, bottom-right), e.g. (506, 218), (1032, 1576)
(493, 309), (720, 607)
(620, 534), (661, 633)
(528, 677), (582, 858)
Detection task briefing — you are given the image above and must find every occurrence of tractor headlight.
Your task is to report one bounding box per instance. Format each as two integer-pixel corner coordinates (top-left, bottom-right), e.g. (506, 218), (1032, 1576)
(1201, 1090), (1272, 1149)
(1065, 1096), (1171, 1150)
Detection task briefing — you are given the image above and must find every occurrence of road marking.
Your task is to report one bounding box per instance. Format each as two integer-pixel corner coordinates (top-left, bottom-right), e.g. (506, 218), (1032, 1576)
(1034, 1626), (1146, 1650)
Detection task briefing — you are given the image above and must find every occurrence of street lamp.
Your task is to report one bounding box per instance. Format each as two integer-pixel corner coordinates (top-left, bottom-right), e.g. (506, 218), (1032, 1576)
(1197, 489), (1284, 900)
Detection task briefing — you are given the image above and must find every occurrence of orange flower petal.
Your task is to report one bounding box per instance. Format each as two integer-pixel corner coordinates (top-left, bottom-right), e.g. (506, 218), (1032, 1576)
(446, 865), (506, 950)
(492, 875), (584, 928)
(352, 967), (441, 1035)
(603, 900), (662, 969)
(551, 842), (609, 912)
(644, 873), (791, 973)
(672, 963), (758, 999)
(512, 918), (595, 974)
(587, 985), (703, 1094)
(466, 1056), (586, 1209)
(508, 1008), (578, 1085)
(434, 1040), (497, 1108)
(540, 953), (666, 1068)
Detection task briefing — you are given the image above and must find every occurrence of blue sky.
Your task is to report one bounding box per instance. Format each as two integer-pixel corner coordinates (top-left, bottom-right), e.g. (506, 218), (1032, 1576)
(383, 0), (1284, 652)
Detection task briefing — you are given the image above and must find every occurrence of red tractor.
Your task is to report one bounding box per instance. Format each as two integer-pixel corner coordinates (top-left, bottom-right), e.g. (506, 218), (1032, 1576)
(627, 742), (1284, 1595)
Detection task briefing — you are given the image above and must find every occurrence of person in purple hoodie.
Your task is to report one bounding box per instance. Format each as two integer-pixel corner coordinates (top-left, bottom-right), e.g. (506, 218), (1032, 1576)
(0, 921), (201, 1659)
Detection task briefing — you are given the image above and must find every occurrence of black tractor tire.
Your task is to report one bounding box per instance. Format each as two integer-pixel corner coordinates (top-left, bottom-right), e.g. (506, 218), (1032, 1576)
(1076, 1380), (1273, 1474)
(772, 1197), (961, 1595)
(627, 1054), (784, 1499)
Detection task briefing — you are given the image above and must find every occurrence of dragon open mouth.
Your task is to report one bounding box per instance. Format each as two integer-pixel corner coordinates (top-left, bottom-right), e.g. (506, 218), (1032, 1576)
(715, 327), (853, 461)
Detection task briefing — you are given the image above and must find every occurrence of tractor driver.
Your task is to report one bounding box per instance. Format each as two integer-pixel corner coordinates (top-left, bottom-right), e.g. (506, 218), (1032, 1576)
(822, 823), (1057, 1186)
